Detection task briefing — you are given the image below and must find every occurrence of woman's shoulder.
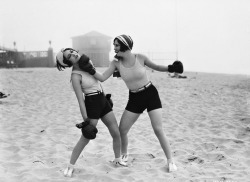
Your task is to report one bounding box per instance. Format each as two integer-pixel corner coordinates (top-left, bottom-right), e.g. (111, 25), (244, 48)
(72, 69), (98, 81)
(71, 70), (82, 80)
(72, 69), (83, 75)
(135, 53), (147, 66)
(71, 69), (90, 78)
(136, 53), (147, 60)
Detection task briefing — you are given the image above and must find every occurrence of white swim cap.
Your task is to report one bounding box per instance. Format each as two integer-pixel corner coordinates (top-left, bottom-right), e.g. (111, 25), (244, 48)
(56, 48), (68, 67)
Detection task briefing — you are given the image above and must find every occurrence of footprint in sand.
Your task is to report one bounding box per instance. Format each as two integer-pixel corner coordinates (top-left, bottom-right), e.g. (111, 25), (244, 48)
(236, 126), (250, 139)
(186, 156), (204, 164)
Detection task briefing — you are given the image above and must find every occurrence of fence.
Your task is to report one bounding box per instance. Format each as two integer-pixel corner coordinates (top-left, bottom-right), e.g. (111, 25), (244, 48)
(0, 48), (55, 68)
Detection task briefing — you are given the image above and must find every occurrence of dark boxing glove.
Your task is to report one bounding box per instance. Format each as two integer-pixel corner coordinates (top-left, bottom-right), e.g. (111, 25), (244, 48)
(167, 60), (183, 74)
(105, 94), (113, 108)
(114, 54), (122, 59)
(113, 55), (121, 77)
(76, 118), (98, 139)
(81, 124), (98, 140)
(78, 54), (96, 75)
(113, 70), (121, 77)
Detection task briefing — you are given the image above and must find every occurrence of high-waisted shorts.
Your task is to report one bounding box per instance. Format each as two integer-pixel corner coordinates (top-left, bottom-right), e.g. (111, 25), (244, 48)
(85, 93), (112, 119)
(125, 84), (162, 114)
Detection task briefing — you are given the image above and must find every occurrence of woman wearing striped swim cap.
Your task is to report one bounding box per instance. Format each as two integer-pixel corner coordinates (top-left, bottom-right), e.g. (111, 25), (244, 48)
(114, 34), (133, 51)
(80, 34), (184, 172)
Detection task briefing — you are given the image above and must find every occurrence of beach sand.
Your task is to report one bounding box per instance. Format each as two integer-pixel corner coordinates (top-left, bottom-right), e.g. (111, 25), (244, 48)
(0, 67), (249, 182)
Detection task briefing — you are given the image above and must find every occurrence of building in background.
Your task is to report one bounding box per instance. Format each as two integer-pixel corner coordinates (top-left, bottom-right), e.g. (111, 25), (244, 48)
(17, 47), (54, 68)
(71, 31), (112, 67)
(0, 42), (55, 68)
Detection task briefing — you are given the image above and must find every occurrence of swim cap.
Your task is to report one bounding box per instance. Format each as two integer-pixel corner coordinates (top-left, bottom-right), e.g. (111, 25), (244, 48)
(115, 35), (133, 50)
(56, 48), (68, 67)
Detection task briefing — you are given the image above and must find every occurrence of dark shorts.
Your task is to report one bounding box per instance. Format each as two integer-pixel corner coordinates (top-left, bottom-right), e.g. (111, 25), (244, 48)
(125, 84), (162, 114)
(85, 93), (112, 119)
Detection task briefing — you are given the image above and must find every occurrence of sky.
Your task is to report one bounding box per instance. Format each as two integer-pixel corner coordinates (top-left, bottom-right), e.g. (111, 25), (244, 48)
(0, 0), (250, 75)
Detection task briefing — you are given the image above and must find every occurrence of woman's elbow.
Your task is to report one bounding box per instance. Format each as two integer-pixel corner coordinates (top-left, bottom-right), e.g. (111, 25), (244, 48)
(101, 76), (109, 82)
(95, 76), (106, 82)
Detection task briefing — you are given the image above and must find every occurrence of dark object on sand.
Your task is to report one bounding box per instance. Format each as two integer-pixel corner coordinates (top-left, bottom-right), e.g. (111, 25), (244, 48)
(170, 73), (187, 79)
(0, 92), (9, 99)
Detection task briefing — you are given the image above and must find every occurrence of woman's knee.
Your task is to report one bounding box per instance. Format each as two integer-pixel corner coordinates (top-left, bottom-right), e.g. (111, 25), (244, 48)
(119, 125), (129, 136)
(106, 123), (120, 138)
(112, 128), (121, 139)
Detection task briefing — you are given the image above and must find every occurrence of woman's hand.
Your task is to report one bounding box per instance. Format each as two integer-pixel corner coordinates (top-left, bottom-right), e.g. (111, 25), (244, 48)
(75, 118), (91, 129)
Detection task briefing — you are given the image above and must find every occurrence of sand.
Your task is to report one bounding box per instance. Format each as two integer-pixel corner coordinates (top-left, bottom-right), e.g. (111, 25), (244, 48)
(0, 67), (249, 182)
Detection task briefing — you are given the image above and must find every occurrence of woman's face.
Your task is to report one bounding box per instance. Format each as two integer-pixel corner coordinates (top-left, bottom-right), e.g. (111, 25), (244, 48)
(113, 40), (120, 54)
(63, 49), (80, 64)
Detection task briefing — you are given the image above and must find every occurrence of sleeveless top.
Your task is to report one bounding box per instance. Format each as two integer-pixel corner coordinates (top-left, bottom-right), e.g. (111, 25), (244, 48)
(119, 55), (149, 90)
(71, 70), (101, 94)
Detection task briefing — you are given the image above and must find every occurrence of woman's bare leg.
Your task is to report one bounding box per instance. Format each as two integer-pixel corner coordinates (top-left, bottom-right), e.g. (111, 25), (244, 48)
(101, 111), (121, 158)
(70, 119), (98, 164)
(119, 110), (140, 155)
(148, 108), (172, 160)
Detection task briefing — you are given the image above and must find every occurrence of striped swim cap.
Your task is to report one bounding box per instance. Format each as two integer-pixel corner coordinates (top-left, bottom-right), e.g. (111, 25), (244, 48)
(115, 34), (133, 50)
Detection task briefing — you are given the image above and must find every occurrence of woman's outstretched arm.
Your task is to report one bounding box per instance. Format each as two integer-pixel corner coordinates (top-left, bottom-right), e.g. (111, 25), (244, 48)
(93, 60), (117, 82)
(143, 54), (183, 73)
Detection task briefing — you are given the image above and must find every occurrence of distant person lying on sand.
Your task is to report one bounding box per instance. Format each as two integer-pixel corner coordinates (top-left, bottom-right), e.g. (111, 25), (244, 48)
(169, 72), (187, 79)
(0, 92), (9, 99)
(56, 48), (127, 177)
(78, 34), (184, 172)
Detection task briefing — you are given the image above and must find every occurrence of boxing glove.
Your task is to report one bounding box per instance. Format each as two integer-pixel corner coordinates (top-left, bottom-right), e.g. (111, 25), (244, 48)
(168, 60), (183, 74)
(81, 124), (98, 140)
(78, 54), (96, 75)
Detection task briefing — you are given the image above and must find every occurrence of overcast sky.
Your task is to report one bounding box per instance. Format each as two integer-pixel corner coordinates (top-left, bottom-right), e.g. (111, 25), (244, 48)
(1, 0), (249, 74)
